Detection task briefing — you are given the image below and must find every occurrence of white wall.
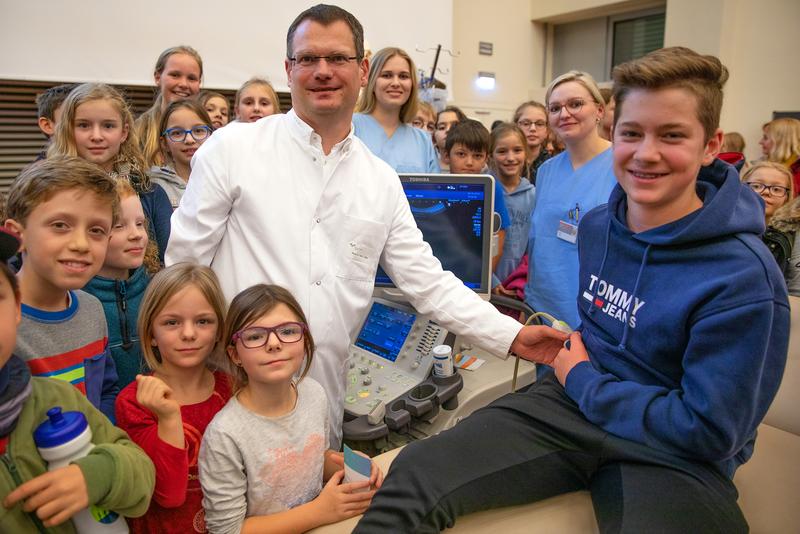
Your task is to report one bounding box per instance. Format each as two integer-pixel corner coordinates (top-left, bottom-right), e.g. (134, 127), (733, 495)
(451, 0), (544, 127)
(0, 0), (453, 92)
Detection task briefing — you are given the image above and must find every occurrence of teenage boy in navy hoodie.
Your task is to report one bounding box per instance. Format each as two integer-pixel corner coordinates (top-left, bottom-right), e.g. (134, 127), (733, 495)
(354, 47), (790, 533)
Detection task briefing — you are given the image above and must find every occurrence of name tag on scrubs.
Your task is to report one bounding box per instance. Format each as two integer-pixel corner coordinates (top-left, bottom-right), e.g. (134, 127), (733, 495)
(557, 220), (578, 244)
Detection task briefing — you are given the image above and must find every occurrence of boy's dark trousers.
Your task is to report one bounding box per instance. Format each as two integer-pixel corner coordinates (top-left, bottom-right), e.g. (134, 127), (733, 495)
(354, 374), (747, 534)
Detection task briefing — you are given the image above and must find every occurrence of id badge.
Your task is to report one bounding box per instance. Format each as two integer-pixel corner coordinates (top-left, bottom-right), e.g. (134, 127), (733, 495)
(557, 220), (578, 244)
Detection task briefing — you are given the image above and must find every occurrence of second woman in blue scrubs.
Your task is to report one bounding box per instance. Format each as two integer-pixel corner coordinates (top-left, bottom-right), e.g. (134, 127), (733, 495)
(526, 71), (617, 328)
(353, 47), (439, 173)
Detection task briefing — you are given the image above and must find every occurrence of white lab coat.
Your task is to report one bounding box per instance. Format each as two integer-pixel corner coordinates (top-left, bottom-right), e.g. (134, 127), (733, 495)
(166, 110), (522, 447)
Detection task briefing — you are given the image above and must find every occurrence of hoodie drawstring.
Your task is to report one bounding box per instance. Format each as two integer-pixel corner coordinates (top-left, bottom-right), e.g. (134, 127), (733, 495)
(587, 218), (613, 317)
(586, 217), (652, 353)
(618, 243), (651, 353)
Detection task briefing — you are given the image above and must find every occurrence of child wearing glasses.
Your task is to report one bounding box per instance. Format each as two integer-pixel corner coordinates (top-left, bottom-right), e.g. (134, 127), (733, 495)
(115, 263), (231, 534)
(742, 161), (797, 286)
(199, 284), (383, 534)
(512, 101), (551, 185)
(151, 100), (214, 209)
(48, 82), (173, 262)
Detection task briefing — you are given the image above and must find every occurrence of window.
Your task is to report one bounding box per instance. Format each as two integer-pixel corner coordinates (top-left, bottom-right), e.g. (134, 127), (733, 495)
(551, 7), (665, 83)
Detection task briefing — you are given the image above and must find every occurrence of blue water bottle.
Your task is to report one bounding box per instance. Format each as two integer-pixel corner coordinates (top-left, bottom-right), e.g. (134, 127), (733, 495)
(33, 407), (129, 533)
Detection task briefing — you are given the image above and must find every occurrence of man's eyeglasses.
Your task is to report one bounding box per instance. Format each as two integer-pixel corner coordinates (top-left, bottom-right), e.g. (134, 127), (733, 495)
(162, 125), (212, 143)
(288, 54), (360, 68)
(231, 322), (307, 348)
(517, 119), (547, 130)
(745, 182), (790, 198)
(547, 99), (587, 116)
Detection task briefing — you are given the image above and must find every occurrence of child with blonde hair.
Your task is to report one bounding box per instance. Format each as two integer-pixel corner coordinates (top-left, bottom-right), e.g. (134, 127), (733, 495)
(136, 46), (204, 167)
(115, 263), (231, 534)
(85, 180), (159, 389)
(234, 78), (281, 123)
(48, 82), (172, 262)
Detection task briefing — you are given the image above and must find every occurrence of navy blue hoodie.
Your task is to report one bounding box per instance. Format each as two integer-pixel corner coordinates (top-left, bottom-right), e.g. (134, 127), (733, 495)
(567, 159), (790, 478)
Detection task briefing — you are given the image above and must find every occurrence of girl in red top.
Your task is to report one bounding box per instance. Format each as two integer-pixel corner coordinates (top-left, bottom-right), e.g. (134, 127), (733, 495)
(115, 263), (231, 534)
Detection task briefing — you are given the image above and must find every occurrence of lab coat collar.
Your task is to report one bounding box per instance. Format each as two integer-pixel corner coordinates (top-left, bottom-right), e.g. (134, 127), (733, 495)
(287, 108), (354, 156)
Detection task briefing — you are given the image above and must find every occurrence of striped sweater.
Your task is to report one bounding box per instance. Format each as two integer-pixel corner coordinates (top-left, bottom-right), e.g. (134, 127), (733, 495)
(15, 290), (120, 421)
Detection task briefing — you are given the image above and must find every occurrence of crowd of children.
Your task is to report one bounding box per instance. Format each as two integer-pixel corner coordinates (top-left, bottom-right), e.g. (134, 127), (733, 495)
(0, 4), (795, 531)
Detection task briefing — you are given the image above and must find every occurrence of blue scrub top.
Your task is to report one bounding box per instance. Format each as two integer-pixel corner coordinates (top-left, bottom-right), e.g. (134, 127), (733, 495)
(524, 148), (617, 327)
(353, 113), (440, 173)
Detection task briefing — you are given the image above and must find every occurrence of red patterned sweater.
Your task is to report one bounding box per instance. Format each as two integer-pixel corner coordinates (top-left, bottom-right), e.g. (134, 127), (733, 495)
(115, 370), (231, 534)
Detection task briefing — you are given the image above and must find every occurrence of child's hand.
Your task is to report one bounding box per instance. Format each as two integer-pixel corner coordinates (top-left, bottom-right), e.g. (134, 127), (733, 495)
(136, 374), (181, 420)
(553, 331), (590, 386)
(369, 460), (384, 490)
(314, 470), (376, 523)
(3, 464), (89, 527)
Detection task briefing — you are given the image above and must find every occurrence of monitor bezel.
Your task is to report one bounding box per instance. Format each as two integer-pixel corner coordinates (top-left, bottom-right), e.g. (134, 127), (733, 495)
(374, 173), (495, 302)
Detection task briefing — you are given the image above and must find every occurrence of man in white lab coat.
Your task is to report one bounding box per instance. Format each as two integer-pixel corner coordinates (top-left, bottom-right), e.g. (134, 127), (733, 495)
(166, 4), (567, 448)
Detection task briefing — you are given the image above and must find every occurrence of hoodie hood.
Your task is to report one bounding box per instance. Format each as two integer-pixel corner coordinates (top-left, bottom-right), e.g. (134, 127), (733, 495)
(607, 158), (766, 246)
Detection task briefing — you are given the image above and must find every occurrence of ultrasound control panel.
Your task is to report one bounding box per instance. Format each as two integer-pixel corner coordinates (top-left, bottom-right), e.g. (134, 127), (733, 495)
(344, 298), (449, 416)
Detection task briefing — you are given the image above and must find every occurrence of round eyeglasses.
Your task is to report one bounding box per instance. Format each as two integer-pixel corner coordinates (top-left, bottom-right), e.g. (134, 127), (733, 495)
(517, 119), (547, 130)
(745, 182), (790, 198)
(162, 125), (212, 143)
(231, 322), (307, 348)
(547, 99), (587, 116)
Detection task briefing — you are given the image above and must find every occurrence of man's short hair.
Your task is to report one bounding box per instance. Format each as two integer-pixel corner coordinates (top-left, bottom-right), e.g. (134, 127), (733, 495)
(612, 46), (728, 141)
(286, 4), (364, 60)
(445, 119), (490, 155)
(35, 84), (78, 120)
(6, 156), (119, 226)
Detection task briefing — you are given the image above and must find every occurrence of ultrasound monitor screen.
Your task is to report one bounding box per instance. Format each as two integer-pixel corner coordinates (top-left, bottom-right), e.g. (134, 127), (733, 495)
(376, 179), (489, 290)
(354, 301), (416, 362)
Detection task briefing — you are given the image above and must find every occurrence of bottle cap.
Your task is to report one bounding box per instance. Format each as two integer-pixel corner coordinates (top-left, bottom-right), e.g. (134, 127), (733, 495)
(33, 407), (88, 449)
(432, 345), (452, 357)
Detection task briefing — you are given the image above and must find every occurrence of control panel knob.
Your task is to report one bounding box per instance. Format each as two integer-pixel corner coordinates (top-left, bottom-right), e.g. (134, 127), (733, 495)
(360, 367), (370, 375)
(362, 377), (372, 386)
(411, 361), (420, 369)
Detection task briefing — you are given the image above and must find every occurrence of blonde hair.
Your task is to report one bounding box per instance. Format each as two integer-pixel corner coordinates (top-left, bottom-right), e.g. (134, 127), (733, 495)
(222, 284), (315, 393)
(512, 101), (547, 125)
(136, 46), (204, 168)
(48, 83), (150, 190)
(545, 70), (605, 110)
(741, 160), (795, 200)
(234, 78), (281, 117)
(114, 180), (161, 275)
(722, 132), (745, 153)
(357, 47), (420, 124)
(763, 118), (800, 163)
(612, 47), (728, 141)
(138, 263), (226, 371)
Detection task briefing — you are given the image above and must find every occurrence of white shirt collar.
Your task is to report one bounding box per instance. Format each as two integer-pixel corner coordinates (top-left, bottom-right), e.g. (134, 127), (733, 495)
(287, 108), (354, 155)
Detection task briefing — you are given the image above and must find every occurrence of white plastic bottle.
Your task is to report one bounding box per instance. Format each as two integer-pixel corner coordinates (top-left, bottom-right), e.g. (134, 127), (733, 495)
(33, 407), (129, 533)
(432, 345), (454, 378)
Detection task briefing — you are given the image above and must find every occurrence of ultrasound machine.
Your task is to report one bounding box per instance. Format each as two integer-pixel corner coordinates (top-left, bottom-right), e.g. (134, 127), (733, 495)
(342, 174), (537, 449)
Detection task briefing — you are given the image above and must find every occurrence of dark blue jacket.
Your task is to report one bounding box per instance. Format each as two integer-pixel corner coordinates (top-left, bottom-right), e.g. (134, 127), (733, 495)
(85, 267), (150, 389)
(567, 159), (790, 478)
(139, 183), (172, 263)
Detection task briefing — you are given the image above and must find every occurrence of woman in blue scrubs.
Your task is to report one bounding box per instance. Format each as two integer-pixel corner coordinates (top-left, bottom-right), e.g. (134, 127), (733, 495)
(526, 71), (617, 329)
(353, 47), (439, 173)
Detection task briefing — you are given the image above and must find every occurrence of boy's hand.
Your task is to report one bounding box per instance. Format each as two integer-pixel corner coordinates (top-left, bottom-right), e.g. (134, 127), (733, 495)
(314, 470), (375, 523)
(509, 325), (570, 365)
(3, 464), (89, 527)
(553, 331), (590, 385)
(136, 374), (180, 420)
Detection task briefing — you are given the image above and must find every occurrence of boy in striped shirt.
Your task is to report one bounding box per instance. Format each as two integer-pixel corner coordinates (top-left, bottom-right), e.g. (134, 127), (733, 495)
(4, 156), (120, 420)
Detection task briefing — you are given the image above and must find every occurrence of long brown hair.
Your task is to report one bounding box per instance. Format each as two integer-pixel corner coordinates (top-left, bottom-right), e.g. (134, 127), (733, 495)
(222, 284), (315, 393)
